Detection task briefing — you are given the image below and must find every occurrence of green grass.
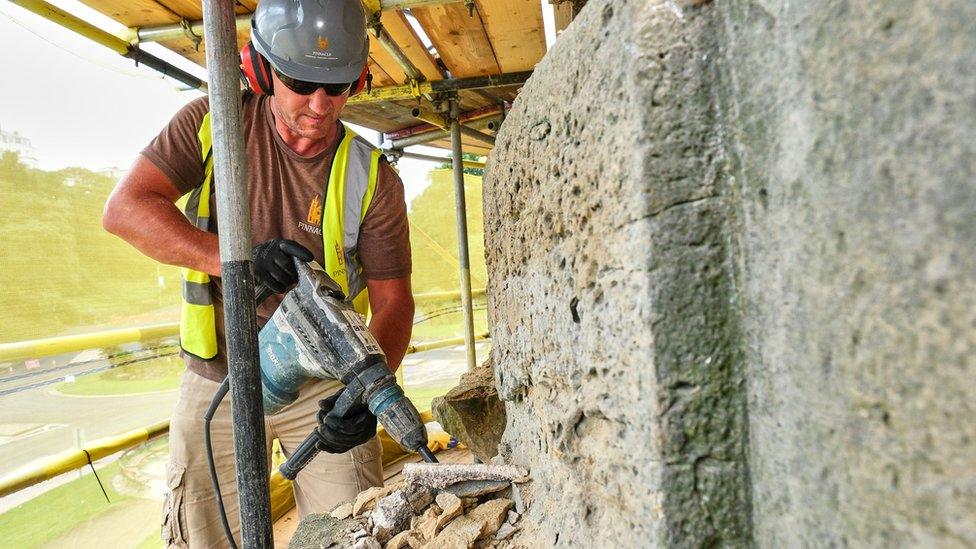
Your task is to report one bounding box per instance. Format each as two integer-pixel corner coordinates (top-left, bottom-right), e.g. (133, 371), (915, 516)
(410, 307), (489, 342)
(405, 384), (454, 413)
(56, 353), (184, 396)
(0, 461), (136, 547)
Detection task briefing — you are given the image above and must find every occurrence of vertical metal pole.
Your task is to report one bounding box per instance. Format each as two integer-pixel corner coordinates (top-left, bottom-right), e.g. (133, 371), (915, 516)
(449, 100), (478, 371)
(201, 0), (274, 547)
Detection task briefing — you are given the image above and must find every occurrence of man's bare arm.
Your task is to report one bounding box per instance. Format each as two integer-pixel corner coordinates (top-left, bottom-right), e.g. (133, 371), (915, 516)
(366, 276), (414, 372)
(103, 155), (221, 276)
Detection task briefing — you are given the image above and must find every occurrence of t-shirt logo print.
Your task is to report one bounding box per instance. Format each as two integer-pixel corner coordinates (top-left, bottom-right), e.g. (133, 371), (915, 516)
(307, 195), (322, 224)
(299, 195), (324, 236)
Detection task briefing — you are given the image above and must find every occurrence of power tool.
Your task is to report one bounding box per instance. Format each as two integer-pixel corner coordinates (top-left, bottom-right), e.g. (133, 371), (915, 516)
(257, 260), (437, 478)
(205, 260), (435, 549)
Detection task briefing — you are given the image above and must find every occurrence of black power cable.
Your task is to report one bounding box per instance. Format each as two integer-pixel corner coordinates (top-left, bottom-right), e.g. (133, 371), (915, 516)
(204, 377), (238, 549)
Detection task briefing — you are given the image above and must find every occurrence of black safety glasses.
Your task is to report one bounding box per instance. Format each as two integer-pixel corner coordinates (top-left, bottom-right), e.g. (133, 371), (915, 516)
(273, 68), (351, 96)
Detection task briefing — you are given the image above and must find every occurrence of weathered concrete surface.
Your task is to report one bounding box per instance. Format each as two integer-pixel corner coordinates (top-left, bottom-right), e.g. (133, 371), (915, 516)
(484, 1), (748, 546)
(713, 1), (976, 546)
(483, 0), (976, 546)
(431, 362), (507, 462)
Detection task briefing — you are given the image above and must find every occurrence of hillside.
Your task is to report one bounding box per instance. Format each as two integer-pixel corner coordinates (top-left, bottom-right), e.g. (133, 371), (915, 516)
(0, 156), (488, 344)
(0, 152), (182, 343)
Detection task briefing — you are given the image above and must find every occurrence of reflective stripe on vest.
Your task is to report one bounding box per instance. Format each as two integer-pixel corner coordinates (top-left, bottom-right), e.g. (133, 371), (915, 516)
(179, 112), (380, 360)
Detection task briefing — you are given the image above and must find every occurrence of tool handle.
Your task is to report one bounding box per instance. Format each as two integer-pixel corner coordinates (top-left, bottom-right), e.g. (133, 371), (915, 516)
(279, 430), (321, 480)
(331, 386), (363, 418)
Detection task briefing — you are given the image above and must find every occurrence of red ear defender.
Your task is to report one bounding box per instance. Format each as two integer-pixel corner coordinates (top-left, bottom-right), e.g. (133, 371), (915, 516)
(349, 66), (371, 96)
(239, 42), (274, 95)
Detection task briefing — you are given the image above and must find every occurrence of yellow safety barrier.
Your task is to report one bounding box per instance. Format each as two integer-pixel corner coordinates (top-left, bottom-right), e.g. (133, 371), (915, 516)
(0, 289), (485, 364)
(0, 335), (486, 498)
(414, 288), (486, 303)
(405, 332), (489, 355)
(0, 420), (169, 498)
(0, 411), (451, 508)
(0, 323), (180, 363)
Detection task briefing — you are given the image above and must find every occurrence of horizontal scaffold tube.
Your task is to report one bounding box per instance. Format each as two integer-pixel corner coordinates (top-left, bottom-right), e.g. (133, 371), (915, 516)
(0, 323), (180, 363)
(391, 151), (487, 170)
(347, 71), (532, 104)
(0, 420), (168, 498)
(9, 0), (206, 91)
(0, 290), (484, 362)
(387, 116), (501, 149)
(405, 331), (489, 355)
(0, 335), (487, 498)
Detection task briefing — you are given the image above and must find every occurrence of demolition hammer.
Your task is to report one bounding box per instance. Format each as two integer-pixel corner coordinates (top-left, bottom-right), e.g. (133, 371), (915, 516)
(205, 260), (435, 548)
(257, 259), (438, 477)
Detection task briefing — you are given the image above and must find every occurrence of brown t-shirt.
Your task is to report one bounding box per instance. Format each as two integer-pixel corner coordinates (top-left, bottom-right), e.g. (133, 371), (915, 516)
(142, 93), (411, 381)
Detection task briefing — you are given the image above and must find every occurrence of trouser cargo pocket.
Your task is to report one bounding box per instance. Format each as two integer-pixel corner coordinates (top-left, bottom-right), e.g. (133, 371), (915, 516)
(161, 462), (188, 548)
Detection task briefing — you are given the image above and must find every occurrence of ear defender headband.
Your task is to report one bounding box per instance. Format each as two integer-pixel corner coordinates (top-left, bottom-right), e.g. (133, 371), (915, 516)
(240, 41), (371, 97)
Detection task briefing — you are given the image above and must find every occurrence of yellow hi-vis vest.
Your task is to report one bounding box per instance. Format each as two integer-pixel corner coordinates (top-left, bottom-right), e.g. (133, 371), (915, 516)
(179, 112), (382, 360)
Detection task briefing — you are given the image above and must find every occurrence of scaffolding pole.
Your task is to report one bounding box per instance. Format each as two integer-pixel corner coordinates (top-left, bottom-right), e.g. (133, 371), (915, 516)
(449, 100), (478, 372)
(9, 0), (206, 91)
(386, 115), (501, 149)
(201, 0), (274, 546)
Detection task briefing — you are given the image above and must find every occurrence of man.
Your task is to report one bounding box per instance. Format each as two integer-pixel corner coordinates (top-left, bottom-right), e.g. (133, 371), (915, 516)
(102, 0), (413, 545)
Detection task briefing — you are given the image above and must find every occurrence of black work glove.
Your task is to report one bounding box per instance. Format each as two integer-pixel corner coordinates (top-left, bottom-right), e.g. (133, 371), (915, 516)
(251, 239), (313, 294)
(315, 391), (378, 454)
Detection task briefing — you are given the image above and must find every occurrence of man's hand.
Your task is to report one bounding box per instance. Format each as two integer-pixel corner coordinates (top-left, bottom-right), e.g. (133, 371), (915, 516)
(251, 239), (314, 293)
(314, 391), (377, 454)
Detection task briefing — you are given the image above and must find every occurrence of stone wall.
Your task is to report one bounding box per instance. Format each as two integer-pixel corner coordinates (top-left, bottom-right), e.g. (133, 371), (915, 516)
(714, 1), (976, 545)
(482, 0), (976, 546)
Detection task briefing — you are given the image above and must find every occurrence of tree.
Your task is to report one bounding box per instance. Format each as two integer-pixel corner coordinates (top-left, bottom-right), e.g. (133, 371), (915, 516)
(437, 153), (485, 177)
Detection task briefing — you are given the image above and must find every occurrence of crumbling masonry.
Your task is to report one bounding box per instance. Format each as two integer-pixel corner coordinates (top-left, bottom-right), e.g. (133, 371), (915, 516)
(482, 0), (976, 546)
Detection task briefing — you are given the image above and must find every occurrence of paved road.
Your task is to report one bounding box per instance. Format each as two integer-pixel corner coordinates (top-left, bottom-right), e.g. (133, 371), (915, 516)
(0, 341), (489, 480)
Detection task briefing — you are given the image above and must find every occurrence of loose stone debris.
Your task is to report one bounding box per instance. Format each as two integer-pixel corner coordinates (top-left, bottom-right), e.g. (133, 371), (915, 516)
(288, 463), (531, 549)
(403, 463), (529, 490)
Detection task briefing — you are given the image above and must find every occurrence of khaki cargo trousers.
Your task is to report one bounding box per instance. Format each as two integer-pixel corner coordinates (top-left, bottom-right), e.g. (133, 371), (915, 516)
(161, 370), (383, 548)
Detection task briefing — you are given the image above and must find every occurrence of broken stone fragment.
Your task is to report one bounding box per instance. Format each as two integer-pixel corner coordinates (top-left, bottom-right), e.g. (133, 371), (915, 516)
(411, 505), (442, 542)
(424, 498), (514, 548)
(461, 497), (479, 509)
(406, 484), (435, 514)
(353, 482), (403, 517)
(506, 510), (519, 525)
(405, 532), (426, 549)
(350, 536), (382, 549)
(370, 489), (413, 544)
(330, 501), (353, 520)
(424, 517), (483, 549)
(435, 492), (463, 528)
(287, 514), (360, 549)
(495, 522), (518, 541)
(467, 498), (514, 538)
(431, 361), (508, 462)
(442, 479), (510, 498)
(385, 529), (413, 549)
(403, 463), (529, 490)
(510, 482), (525, 515)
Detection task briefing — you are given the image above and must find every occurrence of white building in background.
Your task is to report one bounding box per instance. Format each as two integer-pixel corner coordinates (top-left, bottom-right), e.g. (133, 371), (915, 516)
(0, 125), (39, 168)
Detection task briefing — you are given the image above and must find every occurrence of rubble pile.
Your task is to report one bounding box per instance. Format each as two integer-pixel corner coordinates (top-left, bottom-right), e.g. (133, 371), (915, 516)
(289, 463), (531, 549)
